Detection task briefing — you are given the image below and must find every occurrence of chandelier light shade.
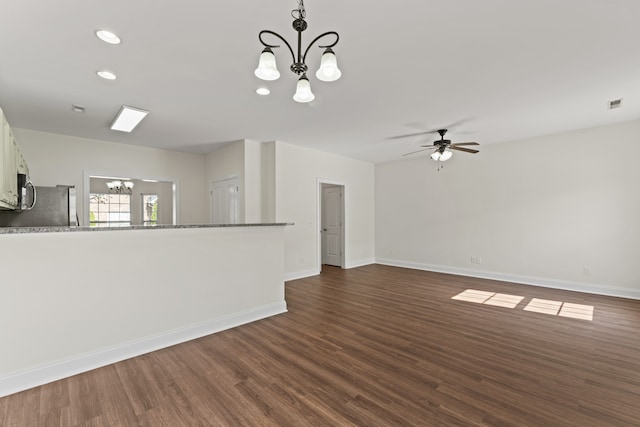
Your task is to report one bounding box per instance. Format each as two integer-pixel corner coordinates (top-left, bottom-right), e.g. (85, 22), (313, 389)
(293, 75), (315, 103)
(254, 48), (280, 81)
(316, 48), (341, 82)
(255, 0), (341, 103)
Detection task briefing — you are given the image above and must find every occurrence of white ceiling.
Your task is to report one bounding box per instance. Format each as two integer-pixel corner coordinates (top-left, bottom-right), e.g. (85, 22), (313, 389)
(1, 0), (639, 163)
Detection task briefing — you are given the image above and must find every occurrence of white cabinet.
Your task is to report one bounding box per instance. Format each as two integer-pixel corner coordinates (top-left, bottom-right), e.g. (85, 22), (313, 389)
(16, 144), (29, 176)
(0, 108), (25, 210)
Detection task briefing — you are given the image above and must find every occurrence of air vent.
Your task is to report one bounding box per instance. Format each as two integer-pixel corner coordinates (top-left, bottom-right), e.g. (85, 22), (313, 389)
(608, 99), (623, 110)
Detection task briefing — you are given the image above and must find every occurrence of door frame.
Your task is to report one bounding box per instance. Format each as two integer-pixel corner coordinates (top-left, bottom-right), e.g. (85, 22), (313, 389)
(317, 178), (345, 271)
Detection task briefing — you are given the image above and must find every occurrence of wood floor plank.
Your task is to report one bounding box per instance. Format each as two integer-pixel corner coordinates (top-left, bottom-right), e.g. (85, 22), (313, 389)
(1, 264), (640, 426)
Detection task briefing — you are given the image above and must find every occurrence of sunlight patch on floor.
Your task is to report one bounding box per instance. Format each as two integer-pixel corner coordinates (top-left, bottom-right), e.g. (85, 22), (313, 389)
(523, 298), (563, 315)
(558, 302), (594, 320)
(483, 293), (525, 308)
(452, 290), (594, 321)
(451, 290), (524, 308)
(451, 289), (495, 303)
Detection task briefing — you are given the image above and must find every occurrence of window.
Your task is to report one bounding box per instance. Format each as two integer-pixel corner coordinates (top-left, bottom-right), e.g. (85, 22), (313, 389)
(142, 194), (158, 226)
(89, 193), (131, 227)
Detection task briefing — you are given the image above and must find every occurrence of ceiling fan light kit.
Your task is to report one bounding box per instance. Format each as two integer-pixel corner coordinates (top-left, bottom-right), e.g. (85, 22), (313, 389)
(431, 149), (453, 162)
(255, 0), (341, 103)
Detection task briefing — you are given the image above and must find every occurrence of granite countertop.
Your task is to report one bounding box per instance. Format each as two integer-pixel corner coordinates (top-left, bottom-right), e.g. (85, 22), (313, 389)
(0, 223), (292, 235)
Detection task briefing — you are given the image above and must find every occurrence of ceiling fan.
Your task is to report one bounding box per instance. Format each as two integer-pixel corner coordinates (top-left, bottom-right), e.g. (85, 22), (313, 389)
(399, 128), (479, 161)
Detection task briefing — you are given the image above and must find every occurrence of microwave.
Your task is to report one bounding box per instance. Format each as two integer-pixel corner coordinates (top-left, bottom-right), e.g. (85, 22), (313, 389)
(16, 173), (36, 211)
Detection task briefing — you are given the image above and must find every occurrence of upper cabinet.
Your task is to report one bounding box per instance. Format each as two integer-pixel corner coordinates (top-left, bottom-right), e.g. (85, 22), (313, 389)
(1, 108), (28, 210)
(16, 145), (29, 176)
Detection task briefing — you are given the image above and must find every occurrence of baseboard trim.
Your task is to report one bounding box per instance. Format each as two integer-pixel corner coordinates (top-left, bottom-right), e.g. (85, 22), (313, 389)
(376, 258), (640, 300)
(0, 301), (287, 398)
(284, 269), (319, 282)
(345, 258), (376, 269)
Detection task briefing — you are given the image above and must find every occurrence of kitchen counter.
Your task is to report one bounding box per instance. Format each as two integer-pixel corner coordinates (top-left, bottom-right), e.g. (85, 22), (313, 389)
(0, 224), (288, 397)
(0, 222), (290, 234)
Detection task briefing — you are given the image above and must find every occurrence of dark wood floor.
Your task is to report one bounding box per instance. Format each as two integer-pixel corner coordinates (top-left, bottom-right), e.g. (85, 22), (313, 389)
(2, 264), (640, 426)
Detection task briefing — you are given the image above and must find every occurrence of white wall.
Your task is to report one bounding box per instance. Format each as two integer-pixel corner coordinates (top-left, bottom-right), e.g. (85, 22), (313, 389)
(376, 119), (640, 299)
(274, 141), (375, 279)
(204, 140), (273, 223)
(261, 142), (276, 223)
(14, 128), (207, 224)
(244, 140), (266, 223)
(0, 226), (287, 397)
(12, 129), (377, 281)
(203, 140), (375, 277)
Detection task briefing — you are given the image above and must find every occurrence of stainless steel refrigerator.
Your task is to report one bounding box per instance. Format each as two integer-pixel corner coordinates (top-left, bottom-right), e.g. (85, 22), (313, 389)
(0, 185), (78, 227)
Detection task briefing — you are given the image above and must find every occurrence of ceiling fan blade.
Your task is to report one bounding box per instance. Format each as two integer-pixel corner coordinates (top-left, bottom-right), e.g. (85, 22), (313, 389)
(450, 146), (479, 154)
(402, 148), (434, 156)
(441, 118), (474, 130)
(418, 119), (475, 136)
(451, 142), (479, 146)
(420, 144), (438, 148)
(388, 118), (475, 140)
(387, 130), (438, 140)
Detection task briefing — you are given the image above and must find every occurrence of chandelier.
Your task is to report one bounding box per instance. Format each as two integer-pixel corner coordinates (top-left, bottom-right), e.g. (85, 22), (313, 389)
(254, 0), (341, 103)
(106, 180), (134, 194)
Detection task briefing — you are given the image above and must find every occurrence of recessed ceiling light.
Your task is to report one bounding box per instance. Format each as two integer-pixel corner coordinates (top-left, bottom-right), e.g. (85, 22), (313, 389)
(97, 70), (117, 80)
(256, 87), (271, 96)
(95, 30), (121, 45)
(71, 104), (86, 113)
(110, 105), (149, 133)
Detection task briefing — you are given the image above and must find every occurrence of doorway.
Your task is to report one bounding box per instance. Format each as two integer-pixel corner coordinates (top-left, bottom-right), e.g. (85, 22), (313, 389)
(319, 182), (345, 269)
(85, 173), (177, 226)
(210, 177), (239, 224)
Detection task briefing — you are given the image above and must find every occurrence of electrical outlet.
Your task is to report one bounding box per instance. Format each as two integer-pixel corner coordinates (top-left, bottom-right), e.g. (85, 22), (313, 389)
(470, 256), (482, 265)
(583, 267), (591, 276)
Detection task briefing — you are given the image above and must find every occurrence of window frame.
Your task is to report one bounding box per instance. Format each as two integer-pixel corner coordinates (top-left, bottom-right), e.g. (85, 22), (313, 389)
(89, 192), (132, 227)
(141, 193), (159, 226)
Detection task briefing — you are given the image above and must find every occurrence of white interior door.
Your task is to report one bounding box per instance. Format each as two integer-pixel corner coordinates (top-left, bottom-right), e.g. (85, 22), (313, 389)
(322, 186), (343, 267)
(210, 177), (239, 224)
